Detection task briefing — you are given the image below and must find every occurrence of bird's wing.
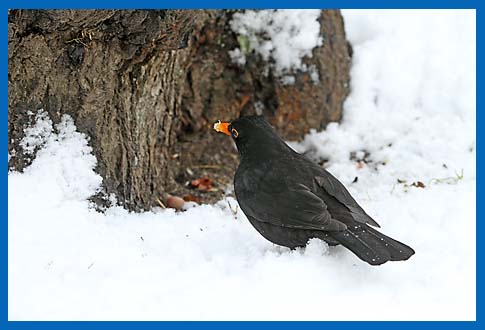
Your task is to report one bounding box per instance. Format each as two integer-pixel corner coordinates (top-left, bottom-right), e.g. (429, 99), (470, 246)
(235, 166), (347, 232)
(314, 174), (381, 227)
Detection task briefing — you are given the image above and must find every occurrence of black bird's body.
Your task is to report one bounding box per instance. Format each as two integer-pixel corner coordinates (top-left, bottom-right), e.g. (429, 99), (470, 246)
(217, 116), (414, 265)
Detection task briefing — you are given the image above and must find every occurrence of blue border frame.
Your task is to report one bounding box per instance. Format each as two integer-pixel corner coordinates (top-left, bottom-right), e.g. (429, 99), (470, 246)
(1, 321), (482, 329)
(4, 0), (480, 328)
(0, 1), (480, 9)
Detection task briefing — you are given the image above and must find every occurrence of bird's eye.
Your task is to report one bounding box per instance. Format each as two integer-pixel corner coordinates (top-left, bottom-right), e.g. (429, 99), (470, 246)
(231, 128), (239, 138)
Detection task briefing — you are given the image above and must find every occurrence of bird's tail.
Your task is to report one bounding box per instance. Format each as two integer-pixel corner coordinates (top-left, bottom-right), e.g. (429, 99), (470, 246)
(329, 225), (415, 266)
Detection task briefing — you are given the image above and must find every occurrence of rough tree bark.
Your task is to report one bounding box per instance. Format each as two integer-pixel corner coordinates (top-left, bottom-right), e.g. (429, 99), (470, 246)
(8, 10), (351, 211)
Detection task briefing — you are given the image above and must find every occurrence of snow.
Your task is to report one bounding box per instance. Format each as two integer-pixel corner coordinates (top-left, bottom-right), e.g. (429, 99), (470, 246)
(19, 109), (53, 157)
(229, 9), (322, 84)
(8, 10), (475, 320)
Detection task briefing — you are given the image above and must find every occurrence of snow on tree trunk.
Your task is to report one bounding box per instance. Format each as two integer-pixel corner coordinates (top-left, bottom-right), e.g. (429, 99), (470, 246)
(8, 10), (351, 211)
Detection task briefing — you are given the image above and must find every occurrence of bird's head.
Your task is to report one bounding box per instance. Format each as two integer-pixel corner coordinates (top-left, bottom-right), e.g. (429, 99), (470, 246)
(213, 115), (293, 158)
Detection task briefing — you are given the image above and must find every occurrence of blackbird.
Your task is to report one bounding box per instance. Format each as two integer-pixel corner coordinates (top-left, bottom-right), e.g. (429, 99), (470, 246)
(214, 115), (415, 265)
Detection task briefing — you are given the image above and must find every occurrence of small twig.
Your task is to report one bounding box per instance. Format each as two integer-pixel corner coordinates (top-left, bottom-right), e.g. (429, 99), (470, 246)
(65, 37), (89, 47)
(227, 199), (239, 220)
(192, 164), (222, 169)
(65, 29), (95, 46)
(390, 183), (397, 195)
(155, 197), (166, 209)
(429, 169), (464, 186)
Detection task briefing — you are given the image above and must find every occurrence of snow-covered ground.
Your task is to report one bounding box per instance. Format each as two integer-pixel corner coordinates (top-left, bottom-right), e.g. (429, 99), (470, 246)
(8, 10), (475, 320)
(229, 9), (322, 83)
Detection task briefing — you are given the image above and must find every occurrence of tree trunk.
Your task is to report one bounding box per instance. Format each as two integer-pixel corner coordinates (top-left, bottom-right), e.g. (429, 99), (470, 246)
(8, 10), (351, 211)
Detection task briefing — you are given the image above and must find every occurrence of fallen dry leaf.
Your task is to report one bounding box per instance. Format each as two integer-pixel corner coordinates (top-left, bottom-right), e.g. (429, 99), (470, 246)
(190, 177), (213, 191)
(411, 181), (426, 188)
(183, 194), (202, 204)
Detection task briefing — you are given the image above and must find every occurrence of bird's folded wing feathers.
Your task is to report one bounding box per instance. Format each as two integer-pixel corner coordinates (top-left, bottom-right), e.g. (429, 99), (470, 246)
(237, 174), (347, 232)
(314, 175), (380, 227)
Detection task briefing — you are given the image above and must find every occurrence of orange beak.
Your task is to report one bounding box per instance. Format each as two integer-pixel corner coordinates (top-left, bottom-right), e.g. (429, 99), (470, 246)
(213, 120), (231, 136)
